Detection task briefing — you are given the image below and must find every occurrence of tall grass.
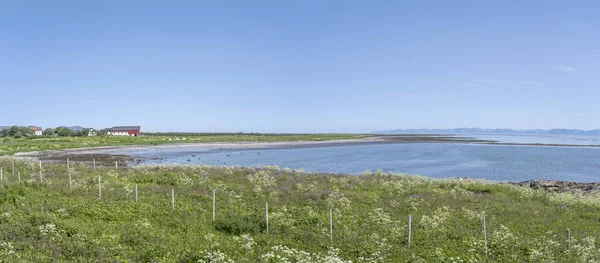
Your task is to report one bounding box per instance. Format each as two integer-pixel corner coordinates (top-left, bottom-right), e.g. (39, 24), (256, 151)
(0, 157), (599, 262)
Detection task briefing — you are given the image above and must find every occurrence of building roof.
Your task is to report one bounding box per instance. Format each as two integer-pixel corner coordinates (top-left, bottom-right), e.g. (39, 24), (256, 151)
(29, 126), (42, 131)
(111, 126), (140, 131)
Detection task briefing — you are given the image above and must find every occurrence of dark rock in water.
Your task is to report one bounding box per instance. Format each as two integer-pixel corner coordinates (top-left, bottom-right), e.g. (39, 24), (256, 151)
(227, 154), (231, 157)
(192, 155), (196, 157)
(187, 159), (191, 162)
(511, 180), (600, 193)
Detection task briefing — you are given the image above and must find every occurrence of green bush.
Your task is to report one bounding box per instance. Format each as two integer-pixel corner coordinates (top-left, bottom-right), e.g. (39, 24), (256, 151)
(214, 213), (266, 235)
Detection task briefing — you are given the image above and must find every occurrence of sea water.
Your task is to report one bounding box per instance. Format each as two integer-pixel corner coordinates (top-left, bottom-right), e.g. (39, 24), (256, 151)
(126, 136), (600, 182)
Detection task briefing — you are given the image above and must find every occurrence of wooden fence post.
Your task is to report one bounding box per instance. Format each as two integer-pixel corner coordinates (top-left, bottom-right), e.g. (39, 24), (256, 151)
(93, 159), (96, 170)
(483, 216), (488, 255)
(567, 229), (571, 252)
(69, 171), (72, 189)
(98, 176), (102, 199)
(171, 189), (175, 210)
(266, 202), (269, 233)
(329, 208), (333, 244)
(212, 189), (216, 221)
(39, 160), (43, 183)
(408, 214), (412, 248)
(18, 172), (20, 182)
(135, 184), (138, 203)
(67, 158), (69, 171)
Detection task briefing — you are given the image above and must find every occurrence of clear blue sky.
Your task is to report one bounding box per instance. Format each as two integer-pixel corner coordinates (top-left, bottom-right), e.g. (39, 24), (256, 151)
(1, 1), (598, 133)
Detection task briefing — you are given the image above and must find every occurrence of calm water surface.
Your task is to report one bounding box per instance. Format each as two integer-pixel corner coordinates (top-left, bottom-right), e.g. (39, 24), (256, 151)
(127, 137), (600, 182)
(472, 134), (600, 145)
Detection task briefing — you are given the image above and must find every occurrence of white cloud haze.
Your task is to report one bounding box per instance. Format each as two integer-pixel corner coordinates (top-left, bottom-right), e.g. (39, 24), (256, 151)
(555, 65), (577, 72)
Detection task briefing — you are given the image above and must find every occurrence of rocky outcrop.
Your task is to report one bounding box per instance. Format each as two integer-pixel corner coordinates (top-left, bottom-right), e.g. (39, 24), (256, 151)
(512, 180), (600, 193)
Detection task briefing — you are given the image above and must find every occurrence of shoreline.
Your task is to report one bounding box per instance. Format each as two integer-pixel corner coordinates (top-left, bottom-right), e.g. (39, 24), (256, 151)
(14, 138), (600, 191)
(10, 138), (600, 193)
(16, 138), (399, 166)
(16, 135), (600, 156)
(16, 136), (600, 164)
(15, 138), (393, 157)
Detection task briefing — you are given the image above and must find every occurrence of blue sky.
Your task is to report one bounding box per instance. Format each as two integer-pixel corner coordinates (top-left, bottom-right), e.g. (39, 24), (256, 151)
(1, 1), (598, 133)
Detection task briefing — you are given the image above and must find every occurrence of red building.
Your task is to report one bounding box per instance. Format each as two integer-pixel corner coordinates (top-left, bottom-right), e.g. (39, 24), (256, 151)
(109, 126), (141, 136)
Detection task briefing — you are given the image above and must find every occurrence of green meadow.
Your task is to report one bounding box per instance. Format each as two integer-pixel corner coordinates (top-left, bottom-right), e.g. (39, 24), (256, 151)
(1, 157), (599, 262)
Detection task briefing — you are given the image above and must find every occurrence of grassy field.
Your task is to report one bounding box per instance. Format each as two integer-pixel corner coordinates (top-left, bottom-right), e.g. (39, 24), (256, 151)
(1, 157), (600, 262)
(0, 134), (370, 156)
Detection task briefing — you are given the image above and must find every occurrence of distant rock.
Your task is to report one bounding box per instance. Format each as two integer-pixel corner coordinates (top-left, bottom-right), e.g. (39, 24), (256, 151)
(511, 180), (600, 193)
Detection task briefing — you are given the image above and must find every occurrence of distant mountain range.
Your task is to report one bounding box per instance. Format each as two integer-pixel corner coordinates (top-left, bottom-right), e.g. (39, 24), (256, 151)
(374, 128), (600, 136)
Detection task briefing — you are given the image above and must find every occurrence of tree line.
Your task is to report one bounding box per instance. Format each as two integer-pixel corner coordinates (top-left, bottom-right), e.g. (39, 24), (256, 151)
(0, 126), (108, 138)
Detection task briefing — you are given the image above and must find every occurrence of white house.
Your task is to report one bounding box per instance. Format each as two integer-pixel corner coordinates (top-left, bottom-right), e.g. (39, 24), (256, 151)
(88, 129), (97, 136)
(29, 126), (43, 136)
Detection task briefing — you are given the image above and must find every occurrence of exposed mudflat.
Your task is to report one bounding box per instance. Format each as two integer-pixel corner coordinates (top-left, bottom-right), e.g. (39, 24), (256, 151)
(22, 150), (135, 167)
(16, 139), (395, 167)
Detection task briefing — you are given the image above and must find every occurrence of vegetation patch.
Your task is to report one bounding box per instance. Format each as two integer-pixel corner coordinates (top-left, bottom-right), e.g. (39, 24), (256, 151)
(0, 157), (600, 262)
